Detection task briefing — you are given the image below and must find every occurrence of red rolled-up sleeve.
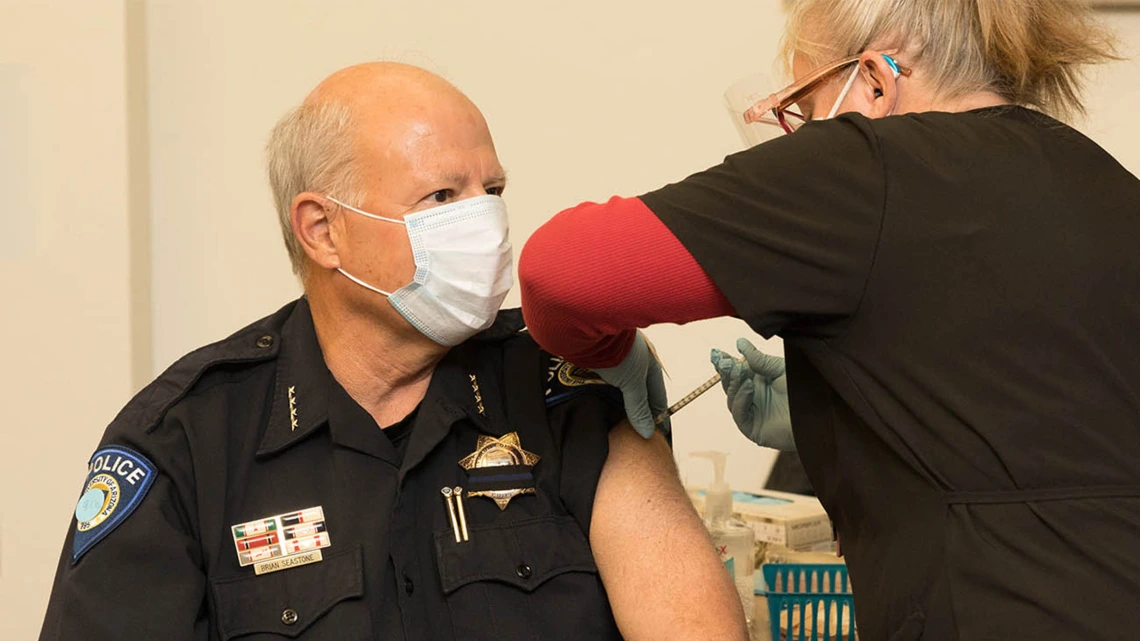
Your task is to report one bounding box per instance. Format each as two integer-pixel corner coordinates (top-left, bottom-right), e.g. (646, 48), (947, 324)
(519, 195), (735, 368)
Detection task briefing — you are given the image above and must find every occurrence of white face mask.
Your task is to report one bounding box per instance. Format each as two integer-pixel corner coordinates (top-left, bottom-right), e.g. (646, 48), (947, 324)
(327, 194), (514, 346)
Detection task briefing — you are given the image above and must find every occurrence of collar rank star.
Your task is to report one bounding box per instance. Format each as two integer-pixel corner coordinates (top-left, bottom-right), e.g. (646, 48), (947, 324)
(231, 506), (330, 575)
(288, 385), (298, 431)
(459, 432), (540, 510)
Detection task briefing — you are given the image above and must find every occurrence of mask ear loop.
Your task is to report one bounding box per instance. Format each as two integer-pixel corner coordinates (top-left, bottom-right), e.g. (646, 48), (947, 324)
(325, 195), (406, 225)
(337, 268), (395, 297)
(324, 194), (402, 296)
(825, 65), (861, 120)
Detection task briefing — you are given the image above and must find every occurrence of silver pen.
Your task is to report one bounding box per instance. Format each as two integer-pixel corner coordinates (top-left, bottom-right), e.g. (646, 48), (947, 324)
(441, 487), (461, 543)
(453, 487), (470, 542)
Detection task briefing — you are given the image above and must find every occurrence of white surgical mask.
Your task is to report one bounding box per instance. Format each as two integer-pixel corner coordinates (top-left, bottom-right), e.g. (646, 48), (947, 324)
(327, 194), (514, 346)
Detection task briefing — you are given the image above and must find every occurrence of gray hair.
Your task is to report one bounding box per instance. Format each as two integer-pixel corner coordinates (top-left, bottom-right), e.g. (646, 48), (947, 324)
(782, 0), (1118, 121)
(265, 100), (361, 276)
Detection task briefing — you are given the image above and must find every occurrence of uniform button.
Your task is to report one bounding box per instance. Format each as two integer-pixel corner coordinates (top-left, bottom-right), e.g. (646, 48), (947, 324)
(281, 608), (299, 625)
(404, 576), (415, 595)
(256, 334), (274, 349)
(515, 564), (532, 579)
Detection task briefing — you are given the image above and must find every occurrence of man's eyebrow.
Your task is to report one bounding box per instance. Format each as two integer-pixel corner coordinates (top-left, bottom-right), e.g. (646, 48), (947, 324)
(489, 169), (509, 186)
(438, 170), (470, 185)
(434, 169), (509, 186)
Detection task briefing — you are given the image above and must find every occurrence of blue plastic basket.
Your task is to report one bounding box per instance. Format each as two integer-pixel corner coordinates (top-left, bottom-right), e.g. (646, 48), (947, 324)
(762, 564), (856, 641)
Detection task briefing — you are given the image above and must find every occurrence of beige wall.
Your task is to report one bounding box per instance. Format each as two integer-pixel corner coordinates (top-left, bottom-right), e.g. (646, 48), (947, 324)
(1, 1), (134, 639)
(6, 2), (1140, 637)
(1083, 12), (1140, 172)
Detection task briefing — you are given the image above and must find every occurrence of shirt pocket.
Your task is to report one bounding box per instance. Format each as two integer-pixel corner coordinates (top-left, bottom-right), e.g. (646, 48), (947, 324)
(434, 514), (621, 641)
(210, 544), (373, 640)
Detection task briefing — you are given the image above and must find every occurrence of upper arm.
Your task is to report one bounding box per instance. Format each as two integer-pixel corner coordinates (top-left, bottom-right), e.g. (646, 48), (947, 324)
(519, 197), (737, 367)
(39, 438), (206, 641)
(543, 354), (746, 639)
(589, 421), (749, 641)
(639, 116), (886, 338)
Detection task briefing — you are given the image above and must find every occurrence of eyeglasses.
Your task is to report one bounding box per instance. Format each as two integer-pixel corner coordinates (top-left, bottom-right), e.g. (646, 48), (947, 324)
(738, 50), (912, 136)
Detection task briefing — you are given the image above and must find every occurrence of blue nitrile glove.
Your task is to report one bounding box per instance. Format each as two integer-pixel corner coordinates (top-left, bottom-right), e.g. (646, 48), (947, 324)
(710, 338), (795, 451)
(593, 331), (670, 439)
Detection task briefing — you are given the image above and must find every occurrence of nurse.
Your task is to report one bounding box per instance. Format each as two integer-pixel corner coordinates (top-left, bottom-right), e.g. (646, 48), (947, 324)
(519, 0), (1140, 638)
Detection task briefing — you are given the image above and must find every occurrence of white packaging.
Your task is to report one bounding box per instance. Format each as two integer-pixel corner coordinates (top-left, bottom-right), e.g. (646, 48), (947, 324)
(689, 488), (833, 551)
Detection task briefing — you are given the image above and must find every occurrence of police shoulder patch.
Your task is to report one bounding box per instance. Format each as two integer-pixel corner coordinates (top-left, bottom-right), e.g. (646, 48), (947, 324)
(72, 446), (157, 563)
(544, 357), (622, 408)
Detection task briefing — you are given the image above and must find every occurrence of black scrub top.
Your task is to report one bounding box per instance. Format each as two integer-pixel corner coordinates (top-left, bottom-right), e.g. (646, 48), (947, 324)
(641, 106), (1140, 641)
(40, 298), (626, 641)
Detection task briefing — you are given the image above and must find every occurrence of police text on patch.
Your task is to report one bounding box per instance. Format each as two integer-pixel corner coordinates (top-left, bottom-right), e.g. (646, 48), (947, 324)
(88, 451), (149, 486)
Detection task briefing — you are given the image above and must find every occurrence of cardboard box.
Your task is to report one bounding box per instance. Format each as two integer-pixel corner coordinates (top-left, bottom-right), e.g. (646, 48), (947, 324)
(690, 488), (833, 551)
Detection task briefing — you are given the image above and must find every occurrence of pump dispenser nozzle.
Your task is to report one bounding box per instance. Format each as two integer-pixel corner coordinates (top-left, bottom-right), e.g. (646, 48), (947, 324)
(691, 451), (732, 525)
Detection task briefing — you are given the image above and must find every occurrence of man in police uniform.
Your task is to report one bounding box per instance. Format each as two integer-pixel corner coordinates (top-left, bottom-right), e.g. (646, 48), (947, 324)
(39, 63), (747, 641)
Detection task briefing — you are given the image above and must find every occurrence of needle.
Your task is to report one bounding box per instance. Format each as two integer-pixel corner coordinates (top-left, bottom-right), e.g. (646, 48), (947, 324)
(653, 372), (723, 426)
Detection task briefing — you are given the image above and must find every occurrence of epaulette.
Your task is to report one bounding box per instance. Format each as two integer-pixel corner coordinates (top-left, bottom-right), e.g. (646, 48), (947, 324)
(544, 355), (623, 408)
(109, 303), (294, 436)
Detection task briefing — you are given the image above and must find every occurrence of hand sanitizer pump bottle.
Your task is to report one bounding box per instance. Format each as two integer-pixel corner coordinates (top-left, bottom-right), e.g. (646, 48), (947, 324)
(692, 451), (756, 630)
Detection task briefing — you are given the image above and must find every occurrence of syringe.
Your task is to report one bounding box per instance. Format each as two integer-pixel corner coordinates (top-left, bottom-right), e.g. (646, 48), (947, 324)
(653, 372), (723, 425)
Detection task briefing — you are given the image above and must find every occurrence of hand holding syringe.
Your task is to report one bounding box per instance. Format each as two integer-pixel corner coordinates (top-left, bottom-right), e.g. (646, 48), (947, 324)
(656, 341), (793, 450)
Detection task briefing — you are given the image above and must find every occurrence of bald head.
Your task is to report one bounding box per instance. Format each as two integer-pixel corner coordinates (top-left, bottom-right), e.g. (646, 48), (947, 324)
(266, 62), (504, 277)
(304, 62), (475, 116)
(304, 62), (487, 169)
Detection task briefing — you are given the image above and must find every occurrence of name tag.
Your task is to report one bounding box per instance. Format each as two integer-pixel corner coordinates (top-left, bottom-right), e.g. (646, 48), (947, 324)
(254, 550), (323, 575)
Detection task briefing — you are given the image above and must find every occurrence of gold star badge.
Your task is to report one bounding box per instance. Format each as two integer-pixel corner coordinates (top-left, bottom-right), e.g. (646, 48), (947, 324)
(459, 432), (540, 510)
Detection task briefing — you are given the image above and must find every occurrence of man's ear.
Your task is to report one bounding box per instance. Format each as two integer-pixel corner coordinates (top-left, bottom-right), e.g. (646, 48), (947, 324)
(859, 51), (899, 119)
(291, 192), (341, 271)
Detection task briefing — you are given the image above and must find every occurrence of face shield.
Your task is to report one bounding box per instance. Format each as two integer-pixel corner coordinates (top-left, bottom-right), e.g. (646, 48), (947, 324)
(723, 73), (789, 148)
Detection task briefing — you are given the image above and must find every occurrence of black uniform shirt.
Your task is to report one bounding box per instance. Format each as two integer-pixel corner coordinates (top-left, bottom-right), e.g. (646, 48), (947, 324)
(642, 107), (1140, 641)
(40, 299), (626, 641)
(327, 379), (418, 465)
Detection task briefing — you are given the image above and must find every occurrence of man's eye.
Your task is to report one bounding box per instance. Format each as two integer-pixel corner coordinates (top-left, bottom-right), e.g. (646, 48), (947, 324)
(486, 186), (504, 196)
(429, 190), (451, 203)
